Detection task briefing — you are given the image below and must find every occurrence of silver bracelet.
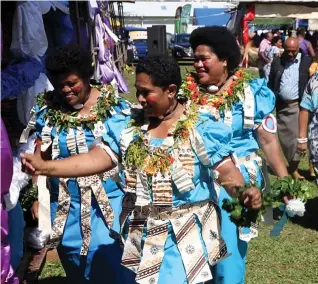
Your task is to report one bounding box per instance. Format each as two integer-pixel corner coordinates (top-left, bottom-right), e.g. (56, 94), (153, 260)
(297, 137), (308, 144)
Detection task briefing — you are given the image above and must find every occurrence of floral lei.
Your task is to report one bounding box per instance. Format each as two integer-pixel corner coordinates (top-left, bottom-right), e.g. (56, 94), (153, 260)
(179, 69), (252, 112)
(125, 103), (199, 175)
(36, 84), (119, 130)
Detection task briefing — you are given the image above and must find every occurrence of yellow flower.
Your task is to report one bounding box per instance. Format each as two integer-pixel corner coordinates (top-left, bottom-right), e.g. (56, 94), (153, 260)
(184, 120), (192, 129)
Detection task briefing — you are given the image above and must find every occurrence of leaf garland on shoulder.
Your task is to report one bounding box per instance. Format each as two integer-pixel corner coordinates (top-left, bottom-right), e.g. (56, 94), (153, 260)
(125, 103), (199, 175)
(36, 84), (120, 131)
(179, 69), (252, 112)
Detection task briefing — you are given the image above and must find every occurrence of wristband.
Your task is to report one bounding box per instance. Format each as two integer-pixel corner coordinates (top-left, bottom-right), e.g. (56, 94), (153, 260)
(297, 137), (308, 144)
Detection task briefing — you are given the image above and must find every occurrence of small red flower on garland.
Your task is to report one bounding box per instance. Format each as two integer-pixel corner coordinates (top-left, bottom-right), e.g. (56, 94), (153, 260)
(179, 69), (252, 112)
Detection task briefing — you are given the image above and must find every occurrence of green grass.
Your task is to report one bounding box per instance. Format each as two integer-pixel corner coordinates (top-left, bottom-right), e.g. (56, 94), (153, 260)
(39, 66), (318, 283)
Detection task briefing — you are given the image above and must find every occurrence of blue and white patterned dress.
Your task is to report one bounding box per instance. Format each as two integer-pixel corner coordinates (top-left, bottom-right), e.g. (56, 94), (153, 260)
(206, 78), (276, 284)
(101, 108), (234, 284)
(32, 86), (136, 283)
(300, 72), (318, 183)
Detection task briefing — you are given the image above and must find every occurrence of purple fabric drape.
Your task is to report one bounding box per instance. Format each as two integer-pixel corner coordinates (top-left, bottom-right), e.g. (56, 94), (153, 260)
(1, 118), (19, 284)
(94, 13), (129, 93)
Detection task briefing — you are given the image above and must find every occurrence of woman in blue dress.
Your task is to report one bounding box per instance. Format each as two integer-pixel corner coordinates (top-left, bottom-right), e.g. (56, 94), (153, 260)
(22, 55), (262, 284)
(24, 46), (136, 283)
(188, 26), (289, 283)
(298, 72), (318, 184)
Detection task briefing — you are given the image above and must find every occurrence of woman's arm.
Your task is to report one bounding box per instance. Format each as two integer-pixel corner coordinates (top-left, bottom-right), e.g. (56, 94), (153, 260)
(307, 42), (316, 58)
(257, 126), (288, 178)
(297, 107), (310, 153)
(30, 140), (52, 183)
(215, 158), (262, 209)
(21, 146), (116, 177)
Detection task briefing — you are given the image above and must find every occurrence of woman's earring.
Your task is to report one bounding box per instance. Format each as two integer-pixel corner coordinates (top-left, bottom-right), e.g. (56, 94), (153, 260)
(223, 61), (227, 67)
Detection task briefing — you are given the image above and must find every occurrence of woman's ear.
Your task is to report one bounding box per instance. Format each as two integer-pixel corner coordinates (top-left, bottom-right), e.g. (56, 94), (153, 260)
(167, 84), (177, 99)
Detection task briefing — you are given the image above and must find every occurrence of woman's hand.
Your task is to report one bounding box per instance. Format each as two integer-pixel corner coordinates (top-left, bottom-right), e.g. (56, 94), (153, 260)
(241, 187), (262, 210)
(21, 152), (46, 176)
(31, 200), (39, 220)
(297, 142), (307, 154)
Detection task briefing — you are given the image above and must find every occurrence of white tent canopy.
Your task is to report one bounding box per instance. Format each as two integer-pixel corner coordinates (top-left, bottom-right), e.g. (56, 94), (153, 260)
(255, 4), (318, 20)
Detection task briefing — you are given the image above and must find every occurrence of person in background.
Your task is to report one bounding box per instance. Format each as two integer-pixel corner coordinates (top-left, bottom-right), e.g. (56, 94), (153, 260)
(235, 32), (244, 66)
(297, 27), (316, 58)
(258, 32), (273, 78)
(268, 37), (312, 180)
(308, 57), (318, 178)
(263, 36), (283, 81)
(309, 52), (318, 77)
(298, 72), (318, 183)
(126, 35), (135, 72)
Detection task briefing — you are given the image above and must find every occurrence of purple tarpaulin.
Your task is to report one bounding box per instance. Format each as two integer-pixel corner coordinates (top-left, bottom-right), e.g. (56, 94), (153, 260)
(94, 12), (129, 93)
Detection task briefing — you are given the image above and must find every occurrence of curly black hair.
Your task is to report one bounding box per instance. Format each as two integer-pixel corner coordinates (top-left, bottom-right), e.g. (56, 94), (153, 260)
(190, 26), (241, 74)
(45, 45), (94, 81)
(136, 55), (181, 91)
(271, 36), (282, 46)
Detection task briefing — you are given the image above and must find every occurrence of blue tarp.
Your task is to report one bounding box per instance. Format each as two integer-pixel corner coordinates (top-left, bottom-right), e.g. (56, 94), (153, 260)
(193, 8), (231, 26)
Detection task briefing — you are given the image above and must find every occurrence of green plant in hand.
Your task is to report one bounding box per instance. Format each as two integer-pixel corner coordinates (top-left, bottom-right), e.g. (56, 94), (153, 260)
(270, 176), (317, 203)
(222, 177), (317, 228)
(222, 185), (260, 227)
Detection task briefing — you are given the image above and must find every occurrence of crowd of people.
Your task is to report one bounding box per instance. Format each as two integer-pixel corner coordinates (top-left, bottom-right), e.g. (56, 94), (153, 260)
(1, 25), (317, 284)
(255, 27), (317, 181)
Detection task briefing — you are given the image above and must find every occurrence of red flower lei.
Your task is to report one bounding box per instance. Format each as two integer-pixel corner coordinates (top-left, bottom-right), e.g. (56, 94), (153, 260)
(180, 69), (251, 112)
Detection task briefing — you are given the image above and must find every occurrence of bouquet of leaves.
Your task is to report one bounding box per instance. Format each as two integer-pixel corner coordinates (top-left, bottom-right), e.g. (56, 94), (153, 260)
(222, 177), (317, 228)
(19, 184), (38, 211)
(222, 185), (261, 227)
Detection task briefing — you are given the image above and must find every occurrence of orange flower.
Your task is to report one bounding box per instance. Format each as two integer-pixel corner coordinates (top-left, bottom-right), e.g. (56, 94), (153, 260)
(187, 82), (197, 91)
(182, 129), (189, 137)
(200, 95), (209, 105)
(186, 75), (194, 82)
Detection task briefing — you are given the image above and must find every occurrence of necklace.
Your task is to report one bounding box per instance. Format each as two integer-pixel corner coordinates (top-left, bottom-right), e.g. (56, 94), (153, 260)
(179, 69), (251, 112)
(157, 101), (179, 120)
(37, 84), (119, 130)
(126, 103), (199, 175)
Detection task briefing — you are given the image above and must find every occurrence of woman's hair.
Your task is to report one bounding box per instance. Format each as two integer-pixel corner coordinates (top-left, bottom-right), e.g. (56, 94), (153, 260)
(271, 36), (282, 46)
(136, 55), (181, 91)
(45, 45), (94, 81)
(296, 27), (306, 37)
(44, 45), (94, 112)
(190, 26), (241, 74)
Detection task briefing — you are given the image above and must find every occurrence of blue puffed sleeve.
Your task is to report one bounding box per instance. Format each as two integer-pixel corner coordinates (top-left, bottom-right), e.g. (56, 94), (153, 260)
(113, 99), (131, 114)
(103, 113), (131, 155)
(196, 112), (234, 167)
(250, 78), (276, 123)
(34, 104), (48, 139)
(300, 73), (318, 112)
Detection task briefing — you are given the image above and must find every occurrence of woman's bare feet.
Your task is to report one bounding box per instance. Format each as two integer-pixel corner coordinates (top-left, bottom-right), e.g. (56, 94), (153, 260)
(292, 170), (305, 180)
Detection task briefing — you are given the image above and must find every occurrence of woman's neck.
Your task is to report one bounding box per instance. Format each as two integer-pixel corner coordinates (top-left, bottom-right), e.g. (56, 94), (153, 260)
(148, 102), (185, 138)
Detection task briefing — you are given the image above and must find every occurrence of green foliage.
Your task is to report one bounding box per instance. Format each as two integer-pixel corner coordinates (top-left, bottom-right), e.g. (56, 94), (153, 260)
(270, 176), (317, 203)
(36, 85), (119, 131)
(222, 185), (261, 227)
(125, 136), (148, 170)
(222, 177), (317, 228)
(19, 184), (38, 211)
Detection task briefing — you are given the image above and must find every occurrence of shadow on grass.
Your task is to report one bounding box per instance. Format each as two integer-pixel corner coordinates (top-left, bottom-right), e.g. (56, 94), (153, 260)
(291, 196), (318, 230)
(38, 277), (67, 283)
(274, 196), (318, 230)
